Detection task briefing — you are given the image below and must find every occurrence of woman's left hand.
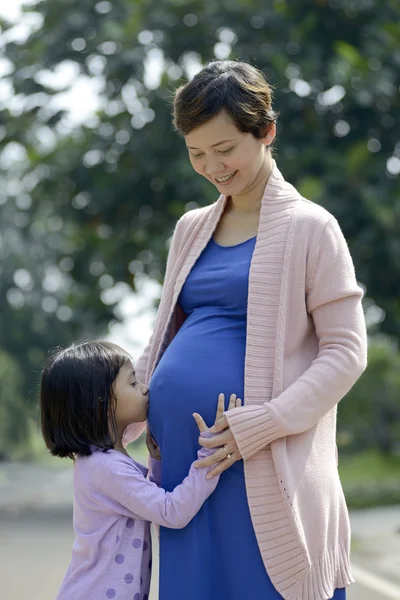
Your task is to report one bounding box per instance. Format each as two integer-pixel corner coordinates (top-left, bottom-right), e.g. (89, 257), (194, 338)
(193, 394), (242, 478)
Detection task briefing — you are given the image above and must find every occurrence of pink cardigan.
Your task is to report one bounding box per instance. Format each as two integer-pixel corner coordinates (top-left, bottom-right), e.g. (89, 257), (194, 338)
(125, 161), (367, 600)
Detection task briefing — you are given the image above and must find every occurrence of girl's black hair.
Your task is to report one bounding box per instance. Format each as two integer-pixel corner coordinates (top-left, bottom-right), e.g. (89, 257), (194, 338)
(40, 340), (132, 460)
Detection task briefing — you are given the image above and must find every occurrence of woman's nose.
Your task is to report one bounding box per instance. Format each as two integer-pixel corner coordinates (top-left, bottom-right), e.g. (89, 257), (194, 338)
(205, 158), (224, 176)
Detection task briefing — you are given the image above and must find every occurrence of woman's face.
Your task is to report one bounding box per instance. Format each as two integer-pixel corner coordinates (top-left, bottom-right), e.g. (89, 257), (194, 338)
(184, 110), (275, 198)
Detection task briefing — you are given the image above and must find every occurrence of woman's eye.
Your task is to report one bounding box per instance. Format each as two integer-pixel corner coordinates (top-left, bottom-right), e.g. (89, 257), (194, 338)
(192, 153), (204, 158)
(131, 381), (137, 387)
(218, 147), (234, 154)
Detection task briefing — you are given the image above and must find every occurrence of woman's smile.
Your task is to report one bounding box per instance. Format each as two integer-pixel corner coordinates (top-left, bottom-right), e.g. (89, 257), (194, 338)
(214, 170), (238, 185)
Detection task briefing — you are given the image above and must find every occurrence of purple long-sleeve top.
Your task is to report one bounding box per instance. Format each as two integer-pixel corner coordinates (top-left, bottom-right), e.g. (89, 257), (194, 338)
(56, 444), (218, 600)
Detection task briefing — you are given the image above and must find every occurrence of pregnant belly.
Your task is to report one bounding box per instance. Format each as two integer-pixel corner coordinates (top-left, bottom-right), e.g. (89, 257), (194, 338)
(147, 314), (246, 471)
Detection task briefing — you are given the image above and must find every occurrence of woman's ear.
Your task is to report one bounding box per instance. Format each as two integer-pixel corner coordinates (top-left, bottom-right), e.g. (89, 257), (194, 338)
(263, 122), (276, 148)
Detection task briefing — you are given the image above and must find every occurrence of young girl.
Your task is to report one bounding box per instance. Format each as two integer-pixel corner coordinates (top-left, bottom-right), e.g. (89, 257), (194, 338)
(40, 340), (238, 600)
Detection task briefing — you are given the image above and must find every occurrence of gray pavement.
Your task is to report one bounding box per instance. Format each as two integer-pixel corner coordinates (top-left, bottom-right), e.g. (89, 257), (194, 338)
(1, 461), (399, 600)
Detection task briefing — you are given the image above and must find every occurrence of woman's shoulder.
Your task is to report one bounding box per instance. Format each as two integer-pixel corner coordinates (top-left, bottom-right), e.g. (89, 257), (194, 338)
(170, 200), (221, 248)
(293, 197), (339, 244)
(296, 197), (335, 226)
(291, 197), (353, 270)
(176, 201), (218, 228)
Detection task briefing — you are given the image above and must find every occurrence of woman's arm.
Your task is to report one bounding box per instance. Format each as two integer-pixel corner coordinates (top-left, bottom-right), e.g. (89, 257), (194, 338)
(199, 217), (367, 469)
(123, 216), (187, 445)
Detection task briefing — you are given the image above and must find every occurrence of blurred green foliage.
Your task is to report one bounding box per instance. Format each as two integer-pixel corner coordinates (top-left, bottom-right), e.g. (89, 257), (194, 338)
(0, 0), (399, 459)
(339, 449), (400, 509)
(338, 338), (400, 456)
(0, 350), (28, 458)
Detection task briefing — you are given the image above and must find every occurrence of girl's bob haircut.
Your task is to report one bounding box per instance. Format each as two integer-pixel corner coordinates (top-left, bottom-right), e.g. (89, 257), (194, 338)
(40, 341), (132, 460)
(173, 60), (278, 138)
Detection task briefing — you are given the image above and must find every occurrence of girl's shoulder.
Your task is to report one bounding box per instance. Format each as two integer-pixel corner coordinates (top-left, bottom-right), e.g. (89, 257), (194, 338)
(72, 450), (151, 514)
(74, 448), (146, 483)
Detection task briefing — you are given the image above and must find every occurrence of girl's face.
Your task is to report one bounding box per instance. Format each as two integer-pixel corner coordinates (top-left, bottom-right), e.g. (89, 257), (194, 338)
(184, 110), (275, 199)
(113, 360), (149, 430)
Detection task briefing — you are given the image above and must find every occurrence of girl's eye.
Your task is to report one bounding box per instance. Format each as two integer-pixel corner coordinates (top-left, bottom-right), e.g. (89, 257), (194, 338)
(218, 147), (234, 154)
(131, 381), (137, 387)
(192, 153), (204, 159)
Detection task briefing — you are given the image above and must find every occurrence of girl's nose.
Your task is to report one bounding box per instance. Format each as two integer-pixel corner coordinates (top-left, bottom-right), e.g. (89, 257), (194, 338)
(142, 384), (149, 395)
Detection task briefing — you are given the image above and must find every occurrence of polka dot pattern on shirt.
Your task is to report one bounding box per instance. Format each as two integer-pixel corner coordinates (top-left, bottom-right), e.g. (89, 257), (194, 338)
(107, 522), (149, 599)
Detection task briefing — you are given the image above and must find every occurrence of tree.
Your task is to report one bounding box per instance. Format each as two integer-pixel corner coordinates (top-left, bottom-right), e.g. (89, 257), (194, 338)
(0, 350), (27, 459)
(0, 0), (399, 444)
(337, 338), (400, 456)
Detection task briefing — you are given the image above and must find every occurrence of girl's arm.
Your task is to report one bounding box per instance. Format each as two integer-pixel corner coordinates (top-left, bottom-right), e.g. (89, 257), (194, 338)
(148, 458), (162, 486)
(88, 445), (219, 529)
(146, 427), (162, 486)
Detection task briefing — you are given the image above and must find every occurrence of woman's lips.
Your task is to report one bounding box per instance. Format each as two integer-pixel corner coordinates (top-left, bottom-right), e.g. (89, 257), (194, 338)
(215, 170), (238, 185)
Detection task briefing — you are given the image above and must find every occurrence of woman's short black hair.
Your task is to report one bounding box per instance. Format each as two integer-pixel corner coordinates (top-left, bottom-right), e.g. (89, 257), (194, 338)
(173, 60), (278, 138)
(40, 340), (132, 460)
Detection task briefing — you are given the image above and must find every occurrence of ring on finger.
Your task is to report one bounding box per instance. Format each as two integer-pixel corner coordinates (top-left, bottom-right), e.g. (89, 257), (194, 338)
(223, 446), (232, 460)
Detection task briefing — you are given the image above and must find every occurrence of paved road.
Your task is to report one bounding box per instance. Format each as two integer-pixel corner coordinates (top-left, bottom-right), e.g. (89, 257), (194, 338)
(0, 515), (389, 600)
(2, 512), (399, 600)
(1, 462), (399, 600)
(0, 515), (158, 600)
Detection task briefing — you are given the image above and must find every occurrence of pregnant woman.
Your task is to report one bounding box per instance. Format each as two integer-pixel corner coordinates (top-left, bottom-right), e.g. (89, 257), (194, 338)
(124, 60), (367, 600)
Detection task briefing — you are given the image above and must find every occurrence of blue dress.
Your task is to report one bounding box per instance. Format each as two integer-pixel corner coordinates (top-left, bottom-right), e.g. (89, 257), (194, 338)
(147, 236), (346, 600)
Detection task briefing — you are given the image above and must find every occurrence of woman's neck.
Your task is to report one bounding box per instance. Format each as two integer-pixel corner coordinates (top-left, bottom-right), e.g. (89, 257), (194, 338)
(229, 153), (273, 213)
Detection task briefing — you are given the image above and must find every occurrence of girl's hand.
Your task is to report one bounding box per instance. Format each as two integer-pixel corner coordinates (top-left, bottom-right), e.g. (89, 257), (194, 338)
(192, 392), (228, 433)
(192, 393), (242, 477)
(146, 427), (161, 461)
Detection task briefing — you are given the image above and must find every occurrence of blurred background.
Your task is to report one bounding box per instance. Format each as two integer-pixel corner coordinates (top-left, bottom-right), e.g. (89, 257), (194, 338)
(0, 0), (399, 599)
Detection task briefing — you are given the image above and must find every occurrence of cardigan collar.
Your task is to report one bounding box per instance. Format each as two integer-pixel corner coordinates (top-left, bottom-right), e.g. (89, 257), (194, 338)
(153, 159), (301, 380)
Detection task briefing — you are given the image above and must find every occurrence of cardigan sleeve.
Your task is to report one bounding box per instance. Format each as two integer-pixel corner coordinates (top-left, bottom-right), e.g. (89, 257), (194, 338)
(225, 217), (368, 461)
